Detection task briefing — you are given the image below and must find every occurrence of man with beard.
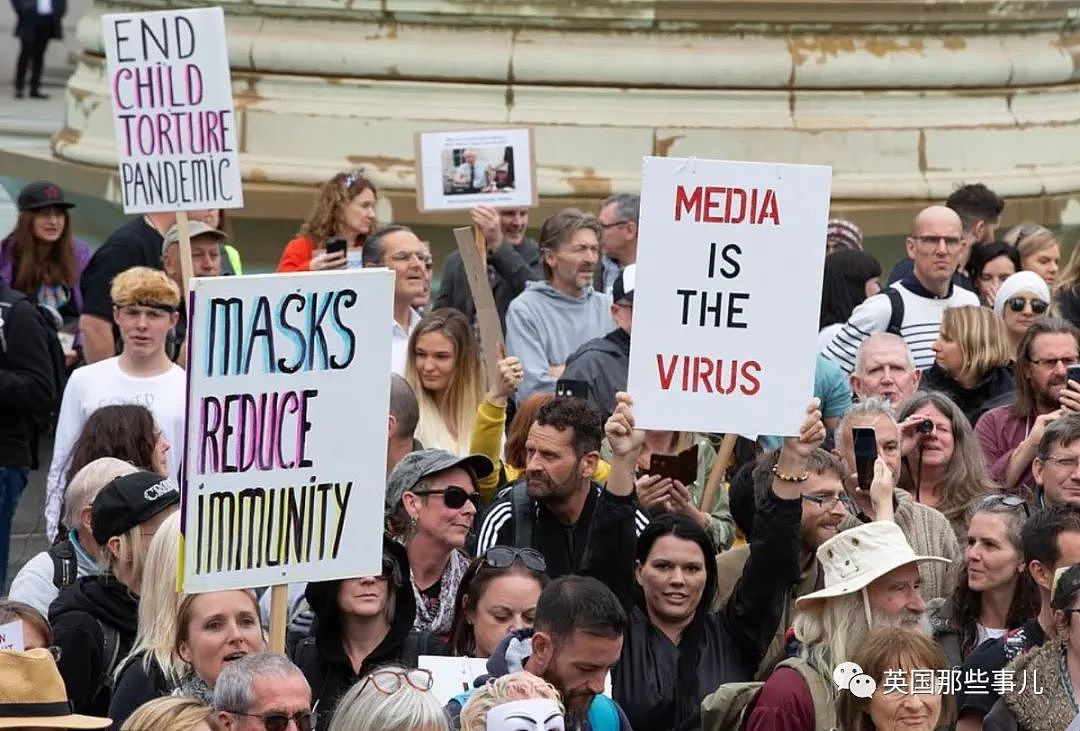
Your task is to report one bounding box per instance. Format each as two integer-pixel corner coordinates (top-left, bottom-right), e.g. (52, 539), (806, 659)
(743, 521), (949, 731)
(445, 575), (633, 730)
(435, 205), (540, 329)
(475, 397), (648, 578)
(976, 318), (1080, 492)
(505, 209), (613, 404)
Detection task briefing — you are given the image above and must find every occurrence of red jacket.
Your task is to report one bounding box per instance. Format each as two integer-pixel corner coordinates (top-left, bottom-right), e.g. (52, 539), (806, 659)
(276, 236), (315, 272)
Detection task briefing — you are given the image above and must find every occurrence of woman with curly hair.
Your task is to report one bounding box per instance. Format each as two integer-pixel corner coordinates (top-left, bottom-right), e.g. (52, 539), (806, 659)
(277, 170), (377, 272)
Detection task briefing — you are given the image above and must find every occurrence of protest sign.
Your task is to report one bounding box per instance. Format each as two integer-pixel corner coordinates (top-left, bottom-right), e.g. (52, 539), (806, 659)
(420, 656), (613, 704)
(416, 128), (536, 211)
(0, 620), (24, 651)
(626, 157), (831, 436)
(102, 7), (243, 214)
(180, 269), (393, 594)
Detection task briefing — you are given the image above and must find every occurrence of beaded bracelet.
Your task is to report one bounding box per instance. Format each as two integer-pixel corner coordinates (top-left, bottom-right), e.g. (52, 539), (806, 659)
(771, 463), (810, 482)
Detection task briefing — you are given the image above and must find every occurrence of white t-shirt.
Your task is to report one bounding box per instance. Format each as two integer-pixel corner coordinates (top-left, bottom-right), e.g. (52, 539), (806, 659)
(391, 308), (422, 376)
(45, 357), (186, 540)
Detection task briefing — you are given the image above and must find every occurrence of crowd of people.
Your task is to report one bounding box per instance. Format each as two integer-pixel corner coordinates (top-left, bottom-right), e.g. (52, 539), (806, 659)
(3, 174), (1080, 731)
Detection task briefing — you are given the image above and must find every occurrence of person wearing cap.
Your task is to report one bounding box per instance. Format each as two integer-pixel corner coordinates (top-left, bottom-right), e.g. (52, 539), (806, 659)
(0, 181), (92, 364)
(160, 220), (226, 364)
(563, 264), (635, 423)
(975, 318), (1080, 494)
(386, 448), (493, 636)
(44, 267), (185, 541)
(290, 536), (446, 731)
(0, 648), (111, 728)
(995, 271), (1054, 353)
(596, 193), (639, 293)
(49, 469), (179, 714)
(505, 209), (613, 405)
(824, 205), (980, 375)
(980, 563), (1080, 731)
(743, 520), (950, 731)
(825, 218), (864, 255)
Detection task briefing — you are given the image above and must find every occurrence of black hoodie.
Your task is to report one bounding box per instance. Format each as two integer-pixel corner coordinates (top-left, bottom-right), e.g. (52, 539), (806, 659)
(291, 539), (444, 731)
(562, 328), (630, 423)
(49, 575), (139, 715)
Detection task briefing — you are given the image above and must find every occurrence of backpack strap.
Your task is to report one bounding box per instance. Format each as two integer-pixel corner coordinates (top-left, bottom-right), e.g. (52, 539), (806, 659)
(777, 657), (839, 731)
(93, 619), (121, 703)
(47, 541), (78, 590)
(510, 483), (534, 550)
(883, 287), (904, 336)
(587, 694), (621, 731)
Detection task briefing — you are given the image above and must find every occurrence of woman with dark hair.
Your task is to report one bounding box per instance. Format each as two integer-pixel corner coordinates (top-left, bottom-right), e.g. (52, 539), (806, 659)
(931, 495), (1038, 668)
(0, 181), (91, 364)
(967, 241), (1021, 308)
(601, 393), (815, 730)
(290, 537), (445, 731)
(447, 547), (550, 658)
(817, 249), (882, 351)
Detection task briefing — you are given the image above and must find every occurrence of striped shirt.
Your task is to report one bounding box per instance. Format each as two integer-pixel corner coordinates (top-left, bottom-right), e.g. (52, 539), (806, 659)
(823, 278), (979, 375)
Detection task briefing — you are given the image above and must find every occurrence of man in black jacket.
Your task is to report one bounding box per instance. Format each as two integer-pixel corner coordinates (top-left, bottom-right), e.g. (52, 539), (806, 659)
(0, 278), (57, 589)
(563, 265), (634, 422)
(435, 205), (540, 329)
(12, 0), (66, 98)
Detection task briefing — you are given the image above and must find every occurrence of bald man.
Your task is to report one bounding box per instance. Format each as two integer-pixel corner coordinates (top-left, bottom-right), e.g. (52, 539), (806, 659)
(823, 206), (980, 374)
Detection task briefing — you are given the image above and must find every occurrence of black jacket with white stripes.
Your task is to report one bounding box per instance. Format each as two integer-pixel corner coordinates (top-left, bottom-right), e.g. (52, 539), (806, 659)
(475, 482), (649, 579)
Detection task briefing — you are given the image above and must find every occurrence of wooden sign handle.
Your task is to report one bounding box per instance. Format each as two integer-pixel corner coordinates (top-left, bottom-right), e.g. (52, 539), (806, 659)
(701, 433), (738, 517)
(268, 584), (288, 654)
(453, 226), (503, 389)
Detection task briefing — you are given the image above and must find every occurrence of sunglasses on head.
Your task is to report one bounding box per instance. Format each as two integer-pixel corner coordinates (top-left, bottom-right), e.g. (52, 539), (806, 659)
(359, 668), (434, 696)
(1006, 297), (1049, 314)
(985, 493), (1030, 518)
(412, 485), (481, 510)
(483, 546), (547, 573)
(228, 711), (315, 731)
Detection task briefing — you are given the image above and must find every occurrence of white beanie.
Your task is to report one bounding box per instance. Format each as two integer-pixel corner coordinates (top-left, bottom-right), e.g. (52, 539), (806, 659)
(993, 271), (1052, 316)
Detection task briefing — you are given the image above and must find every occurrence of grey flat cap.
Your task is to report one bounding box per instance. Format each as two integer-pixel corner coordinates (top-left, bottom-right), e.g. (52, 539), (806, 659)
(385, 449), (494, 510)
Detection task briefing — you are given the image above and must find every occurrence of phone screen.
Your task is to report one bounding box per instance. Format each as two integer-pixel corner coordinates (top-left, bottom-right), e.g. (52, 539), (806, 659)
(853, 427), (877, 490)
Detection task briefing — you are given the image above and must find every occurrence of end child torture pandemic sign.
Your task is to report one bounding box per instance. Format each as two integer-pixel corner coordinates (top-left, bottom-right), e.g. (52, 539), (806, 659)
(180, 270), (393, 593)
(626, 157), (831, 437)
(102, 6), (243, 214)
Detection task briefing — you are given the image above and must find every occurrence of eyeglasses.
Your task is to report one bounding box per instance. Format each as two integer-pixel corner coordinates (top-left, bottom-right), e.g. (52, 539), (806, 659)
(358, 668), (434, 696)
(1042, 455), (1080, 471)
(911, 235), (963, 249)
(800, 493), (851, 511)
(483, 546), (547, 573)
(389, 251), (429, 264)
(1028, 355), (1079, 368)
(984, 493), (1030, 518)
(412, 485), (481, 511)
(600, 220), (632, 230)
(226, 711), (315, 731)
(1006, 297), (1049, 315)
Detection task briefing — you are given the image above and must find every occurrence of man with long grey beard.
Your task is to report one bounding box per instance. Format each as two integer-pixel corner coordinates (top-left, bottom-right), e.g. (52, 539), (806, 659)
(742, 521), (949, 731)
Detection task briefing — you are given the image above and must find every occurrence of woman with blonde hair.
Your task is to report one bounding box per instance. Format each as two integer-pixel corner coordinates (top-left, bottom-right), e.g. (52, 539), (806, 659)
(406, 308), (486, 455)
(108, 512), (184, 726)
(836, 627), (953, 731)
(897, 392), (999, 539)
(460, 672), (565, 731)
(277, 170), (377, 272)
(51, 470), (180, 714)
(1007, 221), (1061, 287)
(921, 305), (1015, 425)
(120, 696), (221, 731)
(326, 665), (447, 731)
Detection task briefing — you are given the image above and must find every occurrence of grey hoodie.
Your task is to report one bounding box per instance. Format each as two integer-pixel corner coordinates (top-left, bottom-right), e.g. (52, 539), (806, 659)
(505, 280), (613, 404)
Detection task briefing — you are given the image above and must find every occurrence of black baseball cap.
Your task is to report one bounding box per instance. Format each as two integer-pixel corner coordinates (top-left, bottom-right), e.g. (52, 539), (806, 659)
(91, 471), (179, 545)
(613, 264), (636, 304)
(17, 181), (75, 212)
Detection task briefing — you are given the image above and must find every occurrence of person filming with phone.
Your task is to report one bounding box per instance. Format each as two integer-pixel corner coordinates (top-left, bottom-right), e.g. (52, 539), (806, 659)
(276, 170), (377, 272)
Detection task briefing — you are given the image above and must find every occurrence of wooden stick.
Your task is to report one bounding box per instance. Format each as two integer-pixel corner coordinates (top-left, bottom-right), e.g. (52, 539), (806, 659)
(701, 433), (738, 514)
(473, 223), (487, 266)
(268, 584), (288, 654)
(175, 211), (194, 296)
(454, 226), (503, 389)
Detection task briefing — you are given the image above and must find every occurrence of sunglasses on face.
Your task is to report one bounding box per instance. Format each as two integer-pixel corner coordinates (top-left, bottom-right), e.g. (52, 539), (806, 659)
(1006, 297), (1049, 314)
(359, 668), (434, 695)
(412, 485), (481, 510)
(483, 546), (548, 573)
(228, 711), (315, 731)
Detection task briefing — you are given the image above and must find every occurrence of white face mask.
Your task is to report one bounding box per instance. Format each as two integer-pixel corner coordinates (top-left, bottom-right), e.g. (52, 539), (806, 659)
(485, 698), (565, 731)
